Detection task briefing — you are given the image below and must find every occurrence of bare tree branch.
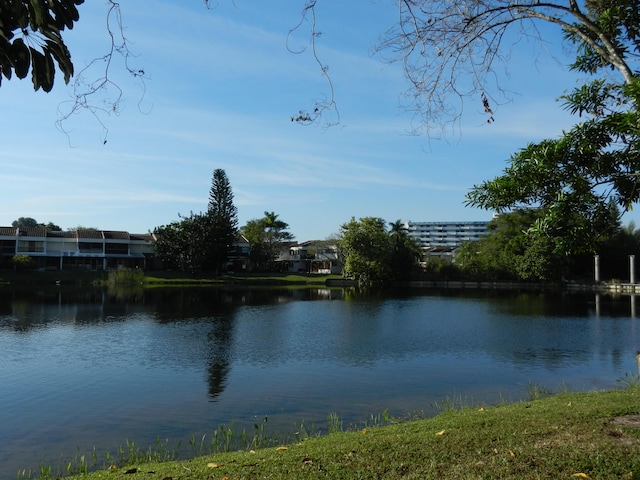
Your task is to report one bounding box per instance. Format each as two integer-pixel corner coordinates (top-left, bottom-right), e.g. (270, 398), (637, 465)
(27, 0), (636, 141)
(287, 1), (340, 127)
(372, 0), (637, 135)
(56, 1), (148, 145)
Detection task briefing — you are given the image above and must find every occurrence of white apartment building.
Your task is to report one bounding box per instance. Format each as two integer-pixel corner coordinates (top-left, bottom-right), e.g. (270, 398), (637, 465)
(0, 226), (155, 270)
(402, 220), (489, 258)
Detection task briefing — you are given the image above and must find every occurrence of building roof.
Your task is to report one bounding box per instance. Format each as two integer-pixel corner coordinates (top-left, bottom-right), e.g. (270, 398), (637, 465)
(46, 230), (76, 238)
(103, 231), (130, 240)
(17, 226), (47, 237)
(76, 229), (103, 239)
(0, 227), (152, 241)
(0, 227), (17, 236)
(130, 233), (153, 241)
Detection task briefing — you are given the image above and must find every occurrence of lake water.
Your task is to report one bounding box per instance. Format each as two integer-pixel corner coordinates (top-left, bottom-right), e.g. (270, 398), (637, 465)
(1, 286), (639, 477)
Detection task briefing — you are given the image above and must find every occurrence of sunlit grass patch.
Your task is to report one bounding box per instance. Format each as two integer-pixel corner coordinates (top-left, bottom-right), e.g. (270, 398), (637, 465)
(29, 386), (640, 480)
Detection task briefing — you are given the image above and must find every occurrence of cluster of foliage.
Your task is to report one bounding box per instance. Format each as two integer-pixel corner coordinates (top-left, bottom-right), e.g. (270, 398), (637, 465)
(10, 253), (36, 271)
(0, 0), (83, 92)
(11, 217), (61, 231)
(240, 212), (294, 272)
(153, 173), (295, 274)
(463, 0), (640, 257)
(153, 169), (238, 274)
(453, 206), (640, 282)
(455, 210), (568, 282)
(338, 217), (422, 287)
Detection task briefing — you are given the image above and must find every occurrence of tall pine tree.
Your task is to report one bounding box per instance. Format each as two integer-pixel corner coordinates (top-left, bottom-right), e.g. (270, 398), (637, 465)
(153, 169), (238, 273)
(205, 169), (238, 272)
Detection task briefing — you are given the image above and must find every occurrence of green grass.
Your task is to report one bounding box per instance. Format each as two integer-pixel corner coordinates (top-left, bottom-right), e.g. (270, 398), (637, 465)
(143, 272), (341, 286)
(30, 387), (640, 480)
(0, 270), (342, 287)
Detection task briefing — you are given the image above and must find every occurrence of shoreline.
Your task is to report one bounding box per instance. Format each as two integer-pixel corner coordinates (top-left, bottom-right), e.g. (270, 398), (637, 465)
(40, 386), (640, 480)
(2, 270), (637, 293)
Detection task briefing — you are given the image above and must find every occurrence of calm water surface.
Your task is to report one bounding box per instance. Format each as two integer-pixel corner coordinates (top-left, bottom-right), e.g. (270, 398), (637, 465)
(1, 287), (639, 476)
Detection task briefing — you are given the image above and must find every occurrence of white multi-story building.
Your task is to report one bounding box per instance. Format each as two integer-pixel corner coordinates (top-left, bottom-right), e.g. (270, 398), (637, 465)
(402, 220), (489, 258)
(0, 226), (155, 270)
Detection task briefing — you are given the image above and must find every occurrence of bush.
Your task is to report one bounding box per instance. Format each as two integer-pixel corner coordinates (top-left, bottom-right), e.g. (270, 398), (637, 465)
(12, 254), (36, 271)
(107, 268), (145, 287)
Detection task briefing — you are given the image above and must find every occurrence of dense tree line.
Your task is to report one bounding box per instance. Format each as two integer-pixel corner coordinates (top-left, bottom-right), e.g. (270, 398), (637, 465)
(338, 217), (422, 287)
(8, 205), (640, 283)
(331, 208), (640, 285)
(448, 206), (640, 283)
(152, 170), (295, 274)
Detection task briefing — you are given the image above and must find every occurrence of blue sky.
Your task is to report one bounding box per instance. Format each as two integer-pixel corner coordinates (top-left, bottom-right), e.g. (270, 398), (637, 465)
(1, 1), (627, 240)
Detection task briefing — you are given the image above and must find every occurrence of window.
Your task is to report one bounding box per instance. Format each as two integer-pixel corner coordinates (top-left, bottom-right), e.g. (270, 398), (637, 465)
(0, 240), (16, 255)
(17, 240), (44, 253)
(105, 243), (129, 255)
(79, 242), (103, 253)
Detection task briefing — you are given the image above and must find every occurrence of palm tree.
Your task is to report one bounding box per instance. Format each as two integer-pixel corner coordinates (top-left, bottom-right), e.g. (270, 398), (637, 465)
(389, 220), (407, 249)
(389, 219), (422, 279)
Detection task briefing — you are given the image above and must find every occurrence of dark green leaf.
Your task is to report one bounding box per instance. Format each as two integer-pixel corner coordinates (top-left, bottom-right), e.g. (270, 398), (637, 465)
(29, 47), (54, 92)
(44, 39), (73, 83)
(27, 0), (45, 30)
(11, 38), (30, 79)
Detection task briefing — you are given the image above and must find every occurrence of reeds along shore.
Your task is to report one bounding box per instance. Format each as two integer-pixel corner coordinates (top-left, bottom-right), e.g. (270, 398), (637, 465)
(38, 386), (640, 480)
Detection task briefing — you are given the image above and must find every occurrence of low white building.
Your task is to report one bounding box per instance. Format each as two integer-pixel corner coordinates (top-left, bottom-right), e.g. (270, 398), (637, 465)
(0, 226), (154, 270)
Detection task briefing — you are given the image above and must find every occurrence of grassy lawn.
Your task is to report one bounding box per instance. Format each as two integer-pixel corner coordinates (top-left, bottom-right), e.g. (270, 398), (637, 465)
(41, 387), (640, 480)
(143, 271), (342, 286)
(0, 270), (342, 287)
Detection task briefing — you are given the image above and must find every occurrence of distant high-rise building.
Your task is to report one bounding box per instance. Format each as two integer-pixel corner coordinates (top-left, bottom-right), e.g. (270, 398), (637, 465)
(402, 220), (489, 258)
